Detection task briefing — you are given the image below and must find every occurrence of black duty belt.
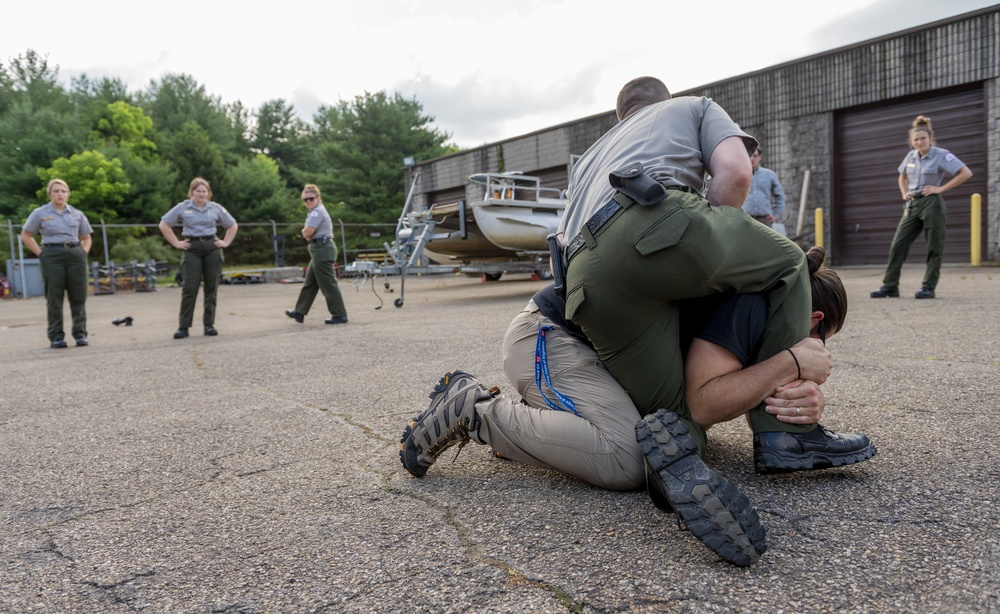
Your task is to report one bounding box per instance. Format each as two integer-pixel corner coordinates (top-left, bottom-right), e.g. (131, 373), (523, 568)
(311, 236), (333, 244)
(564, 186), (697, 265)
(187, 235), (216, 241)
(43, 242), (80, 248)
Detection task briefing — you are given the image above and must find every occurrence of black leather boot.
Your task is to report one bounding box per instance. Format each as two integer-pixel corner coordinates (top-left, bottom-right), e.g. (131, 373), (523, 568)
(753, 425), (876, 474)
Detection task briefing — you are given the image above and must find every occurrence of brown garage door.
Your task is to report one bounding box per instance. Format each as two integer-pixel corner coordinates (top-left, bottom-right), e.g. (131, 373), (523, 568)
(832, 85), (986, 266)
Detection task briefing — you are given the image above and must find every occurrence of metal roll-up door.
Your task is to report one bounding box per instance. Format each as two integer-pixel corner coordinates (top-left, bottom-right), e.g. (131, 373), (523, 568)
(832, 85), (986, 266)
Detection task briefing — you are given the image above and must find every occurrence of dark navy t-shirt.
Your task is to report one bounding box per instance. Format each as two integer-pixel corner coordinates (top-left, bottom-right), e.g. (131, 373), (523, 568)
(533, 284), (767, 365)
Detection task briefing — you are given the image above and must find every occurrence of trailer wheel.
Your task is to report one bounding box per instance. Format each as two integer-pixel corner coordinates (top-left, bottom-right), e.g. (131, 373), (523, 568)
(482, 273), (502, 282)
(394, 298), (405, 308)
(533, 268), (554, 281)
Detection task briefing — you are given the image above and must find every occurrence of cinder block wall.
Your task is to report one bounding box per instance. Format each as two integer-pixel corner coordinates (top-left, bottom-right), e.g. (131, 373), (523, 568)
(411, 8), (1000, 261)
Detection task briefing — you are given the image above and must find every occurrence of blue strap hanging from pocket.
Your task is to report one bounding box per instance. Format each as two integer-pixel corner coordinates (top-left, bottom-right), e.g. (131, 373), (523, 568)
(534, 326), (578, 415)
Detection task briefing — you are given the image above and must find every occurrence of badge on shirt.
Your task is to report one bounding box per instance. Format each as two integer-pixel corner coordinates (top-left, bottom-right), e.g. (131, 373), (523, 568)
(945, 153), (955, 161)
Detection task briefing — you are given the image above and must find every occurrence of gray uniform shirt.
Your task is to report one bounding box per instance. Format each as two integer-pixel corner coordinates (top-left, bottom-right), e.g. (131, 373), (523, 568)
(23, 202), (94, 242)
(898, 145), (966, 192)
(161, 200), (236, 236)
(741, 166), (786, 217)
(304, 203), (334, 239)
(559, 96), (756, 241)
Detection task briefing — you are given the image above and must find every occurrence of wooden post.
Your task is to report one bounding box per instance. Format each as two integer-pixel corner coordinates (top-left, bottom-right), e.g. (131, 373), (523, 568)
(796, 169), (811, 238)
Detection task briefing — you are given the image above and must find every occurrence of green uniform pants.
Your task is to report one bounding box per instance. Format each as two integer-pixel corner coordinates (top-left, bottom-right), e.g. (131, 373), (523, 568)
(295, 242), (347, 317)
(881, 194), (946, 291)
(565, 191), (813, 452)
(178, 238), (223, 328)
(39, 245), (89, 341)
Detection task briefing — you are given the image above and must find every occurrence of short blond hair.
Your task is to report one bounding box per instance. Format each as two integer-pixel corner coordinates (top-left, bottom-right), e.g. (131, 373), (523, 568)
(302, 184), (321, 199)
(46, 178), (70, 196)
(187, 177), (213, 200)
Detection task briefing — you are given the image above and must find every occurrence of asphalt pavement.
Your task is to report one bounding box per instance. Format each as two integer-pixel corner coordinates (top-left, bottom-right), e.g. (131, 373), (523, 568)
(1, 265), (998, 613)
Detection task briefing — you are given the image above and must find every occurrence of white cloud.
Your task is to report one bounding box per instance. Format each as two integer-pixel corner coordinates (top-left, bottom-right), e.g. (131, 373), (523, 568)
(2, 0), (995, 147)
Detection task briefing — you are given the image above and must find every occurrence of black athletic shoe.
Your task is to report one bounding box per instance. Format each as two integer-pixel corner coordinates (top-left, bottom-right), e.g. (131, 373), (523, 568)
(325, 316), (348, 325)
(173, 328), (189, 339)
(870, 286), (900, 298)
(753, 424), (877, 474)
(636, 409), (766, 567)
(915, 286), (935, 299)
(285, 310), (304, 323)
(50, 338), (68, 349)
(204, 325), (218, 336)
(74, 335), (88, 347)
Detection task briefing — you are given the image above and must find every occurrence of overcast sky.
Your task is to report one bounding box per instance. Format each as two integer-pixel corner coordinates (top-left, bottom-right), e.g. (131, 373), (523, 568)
(2, 1), (997, 148)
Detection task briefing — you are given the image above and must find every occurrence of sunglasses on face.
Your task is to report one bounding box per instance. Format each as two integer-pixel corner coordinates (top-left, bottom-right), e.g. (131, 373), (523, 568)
(302, 196), (317, 203)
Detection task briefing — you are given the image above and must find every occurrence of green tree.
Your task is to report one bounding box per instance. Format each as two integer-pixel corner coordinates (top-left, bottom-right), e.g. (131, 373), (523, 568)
(101, 143), (177, 223)
(2, 50), (72, 114)
(219, 153), (297, 223)
(0, 51), (84, 218)
(90, 101), (157, 159)
(311, 91), (454, 224)
(251, 99), (310, 185)
(161, 120), (226, 197)
(140, 73), (246, 166)
(141, 73), (225, 136)
(37, 150), (130, 221)
(71, 74), (133, 138)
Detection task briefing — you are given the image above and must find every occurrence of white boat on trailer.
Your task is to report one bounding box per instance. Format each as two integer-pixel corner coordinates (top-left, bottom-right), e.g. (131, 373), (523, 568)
(348, 171), (566, 307)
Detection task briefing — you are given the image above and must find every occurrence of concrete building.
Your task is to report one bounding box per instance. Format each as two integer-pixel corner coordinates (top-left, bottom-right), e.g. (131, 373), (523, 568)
(406, 6), (999, 265)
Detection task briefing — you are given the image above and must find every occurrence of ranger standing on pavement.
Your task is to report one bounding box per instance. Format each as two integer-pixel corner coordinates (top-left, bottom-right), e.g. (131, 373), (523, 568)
(285, 184), (348, 326)
(870, 115), (973, 300)
(158, 177), (239, 339)
(20, 178), (94, 349)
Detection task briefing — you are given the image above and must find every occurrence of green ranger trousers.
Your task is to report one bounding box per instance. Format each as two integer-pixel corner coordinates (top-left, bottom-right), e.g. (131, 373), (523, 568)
(39, 245), (89, 341)
(565, 191), (813, 453)
(881, 194), (946, 291)
(295, 241), (347, 318)
(178, 239), (223, 328)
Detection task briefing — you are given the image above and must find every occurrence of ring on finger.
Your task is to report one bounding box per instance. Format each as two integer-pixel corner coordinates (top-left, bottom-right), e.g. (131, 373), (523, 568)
(795, 407), (800, 416)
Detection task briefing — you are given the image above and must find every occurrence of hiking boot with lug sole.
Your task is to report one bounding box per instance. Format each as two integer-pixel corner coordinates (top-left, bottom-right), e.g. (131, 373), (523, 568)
(753, 424), (877, 474)
(400, 370), (499, 477)
(636, 409), (766, 567)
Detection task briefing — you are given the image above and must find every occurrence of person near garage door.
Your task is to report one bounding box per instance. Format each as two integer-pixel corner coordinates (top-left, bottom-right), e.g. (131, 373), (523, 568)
(871, 115), (973, 300)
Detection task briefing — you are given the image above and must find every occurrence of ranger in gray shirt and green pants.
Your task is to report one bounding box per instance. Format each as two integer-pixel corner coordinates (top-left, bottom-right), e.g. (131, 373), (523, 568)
(158, 177), (239, 339)
(20, 179), (93, 348)
(285, 184), (348, 325)
(870, 115), (973, 300)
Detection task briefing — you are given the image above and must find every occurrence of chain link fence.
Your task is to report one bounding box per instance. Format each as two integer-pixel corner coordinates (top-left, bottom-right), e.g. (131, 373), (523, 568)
(2, 219), (396, 298)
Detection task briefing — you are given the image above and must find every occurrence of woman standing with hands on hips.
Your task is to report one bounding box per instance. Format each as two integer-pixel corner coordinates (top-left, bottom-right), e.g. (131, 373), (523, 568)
(284, 184), (348, 325)
(871, 115), (972, 300)
(158, 177), (238, 339)
(20, 179), (93, 349)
